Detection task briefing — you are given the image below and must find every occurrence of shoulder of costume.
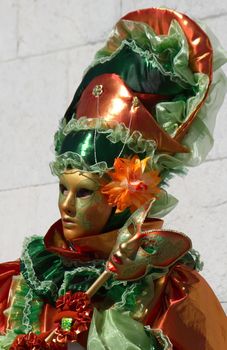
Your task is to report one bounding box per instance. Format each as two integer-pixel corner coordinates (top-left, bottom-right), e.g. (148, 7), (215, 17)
(20, 234), (64, 303)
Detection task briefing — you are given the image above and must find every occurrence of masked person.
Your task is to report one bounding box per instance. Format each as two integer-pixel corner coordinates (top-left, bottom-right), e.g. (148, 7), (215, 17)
(0, 7), (227, 350)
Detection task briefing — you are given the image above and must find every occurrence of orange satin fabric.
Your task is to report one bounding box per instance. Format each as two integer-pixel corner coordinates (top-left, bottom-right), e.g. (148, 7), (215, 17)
(1, 224), (226, 350)
(122, 8), (213, 142)
(123, 8), (212, 76)
(44, 217), (164, 260)
(76, 74), (188, 153)
(40, 303), (58, 333)
(146, 265), (227, 350)
(40, 263), (227, 349)
(0, 261), (20, 333)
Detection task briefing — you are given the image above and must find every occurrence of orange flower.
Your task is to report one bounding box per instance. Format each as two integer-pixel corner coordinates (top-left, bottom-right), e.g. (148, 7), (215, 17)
(101, 156), (161, 212)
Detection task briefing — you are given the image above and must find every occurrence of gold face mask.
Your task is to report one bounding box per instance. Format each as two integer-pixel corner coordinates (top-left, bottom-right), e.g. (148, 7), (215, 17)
(58, 170), (112, 240)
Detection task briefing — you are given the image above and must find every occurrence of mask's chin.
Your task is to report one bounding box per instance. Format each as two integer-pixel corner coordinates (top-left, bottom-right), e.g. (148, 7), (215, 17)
(62, 223), (102, 241)
(62, 227), (85, 241)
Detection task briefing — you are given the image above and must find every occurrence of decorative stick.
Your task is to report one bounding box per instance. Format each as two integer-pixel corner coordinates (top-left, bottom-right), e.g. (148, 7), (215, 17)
(86, 270), (112, 298)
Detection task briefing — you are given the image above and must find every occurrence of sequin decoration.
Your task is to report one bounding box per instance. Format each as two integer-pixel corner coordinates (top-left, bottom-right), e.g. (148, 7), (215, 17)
(61, 317), (73, 332)
(92, 84), (103, 97)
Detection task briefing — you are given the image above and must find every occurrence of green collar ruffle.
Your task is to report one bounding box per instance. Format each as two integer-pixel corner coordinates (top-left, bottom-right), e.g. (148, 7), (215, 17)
(20, 235), (168, 314)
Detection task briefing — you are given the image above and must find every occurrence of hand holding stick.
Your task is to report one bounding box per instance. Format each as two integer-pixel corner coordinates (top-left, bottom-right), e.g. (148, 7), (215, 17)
(45, 202), (152, 344)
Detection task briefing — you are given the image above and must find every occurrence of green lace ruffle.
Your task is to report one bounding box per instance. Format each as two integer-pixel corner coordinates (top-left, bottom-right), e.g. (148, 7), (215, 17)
(95, 19), (195, 86)
(188, 249), (204, 272)
(88, 19), (208, 137)
(0, 275), (44, 350)
(0, 330), (18, 350)
(20, 235), (169, 314)
(51, 117), (156, 176)
(3, 275), (43, 334)
(59, 262), (106, 295)
(145, 327), (173, 350)
(20, 236), (65, 302)
(50, 18), (227, 217)
(91, 17), (226, 177)
(60, 258), (167, 314)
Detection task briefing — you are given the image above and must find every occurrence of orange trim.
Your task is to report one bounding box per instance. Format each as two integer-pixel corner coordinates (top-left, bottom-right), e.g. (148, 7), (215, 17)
(122, 8), (213, 141)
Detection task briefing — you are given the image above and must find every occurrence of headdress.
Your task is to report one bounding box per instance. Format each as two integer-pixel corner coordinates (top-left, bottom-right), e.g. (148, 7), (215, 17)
(51, 8), (227, 218)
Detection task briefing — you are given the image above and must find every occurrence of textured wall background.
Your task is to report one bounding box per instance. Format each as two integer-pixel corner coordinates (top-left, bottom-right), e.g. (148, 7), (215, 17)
(0, 0), (226, 315)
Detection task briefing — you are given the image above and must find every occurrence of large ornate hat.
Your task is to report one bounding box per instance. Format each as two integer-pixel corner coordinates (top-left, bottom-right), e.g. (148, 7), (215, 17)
(67, 8), (213, 149)
(51, 7), (227, 216)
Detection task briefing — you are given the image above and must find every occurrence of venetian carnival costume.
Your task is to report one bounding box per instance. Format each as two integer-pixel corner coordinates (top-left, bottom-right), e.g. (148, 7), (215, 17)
(0, 7), (227, 350)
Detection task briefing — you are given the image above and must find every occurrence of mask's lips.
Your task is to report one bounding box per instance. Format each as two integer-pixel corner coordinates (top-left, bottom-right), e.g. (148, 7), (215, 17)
(44, 218), (164, 261)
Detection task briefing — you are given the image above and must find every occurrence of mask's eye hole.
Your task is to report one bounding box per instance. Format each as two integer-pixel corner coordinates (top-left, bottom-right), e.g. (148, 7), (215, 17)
(59, 184), (68, 196)
(77, 188), (94, 198)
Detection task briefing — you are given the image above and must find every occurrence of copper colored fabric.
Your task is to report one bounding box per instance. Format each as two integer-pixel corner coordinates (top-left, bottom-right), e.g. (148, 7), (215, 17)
(1, 228), (227, 349)
(123, 8), (212, 76)
(40, 303), (58, 333)
(122, 8), (213, 141)
(146, 264), (227, 350)
(135, 92), (172, 113)
(44, 217), (164, 260)
(76, 74), (188, 153)
(0, 261), (20, 333)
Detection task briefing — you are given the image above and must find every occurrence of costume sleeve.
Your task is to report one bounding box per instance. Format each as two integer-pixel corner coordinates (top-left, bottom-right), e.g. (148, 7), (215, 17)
(0, 261), (20, 334)
(149, 265), (227, 350)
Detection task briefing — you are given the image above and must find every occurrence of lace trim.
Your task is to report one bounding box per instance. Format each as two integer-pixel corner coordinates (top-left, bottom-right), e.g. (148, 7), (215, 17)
(96, 37), (193, 89)
(113, 283), (139, 311)
(22, 289), (34, 333)
(145, 327), (173, 350)
(51, 151), (110, 176)
(0, 330), (18, 350)
(20, 235), (146, 313)
(58, 261), (140, 313)
(91, 19), (209, 136)
(93, 19), (196, 86)
(51, 117), (156, 176)
(59, 264), (105, 296)
(4, 275), (43, 336)
(189, 248), (204, 271)
(21, 236), (59, 300)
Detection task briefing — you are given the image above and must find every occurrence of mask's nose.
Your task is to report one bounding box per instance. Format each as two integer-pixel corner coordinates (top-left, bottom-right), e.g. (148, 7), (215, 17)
(61, 192), (76, 217)
(119, 233), (143, 260)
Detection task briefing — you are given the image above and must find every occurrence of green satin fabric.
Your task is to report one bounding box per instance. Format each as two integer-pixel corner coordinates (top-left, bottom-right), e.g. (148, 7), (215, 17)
(59, 18), (227, 219)
(19, 236), (163, 314)
(74, 43), (191, 99)
(88, 309), (163, 350)
(64, 19), (204, 139)
(20, 236), (65, 303)
(64, 19), (196, 122)
(59, 130), (141, 167)
(4, 275), (43, 334)
(59, 130), (136, 229)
